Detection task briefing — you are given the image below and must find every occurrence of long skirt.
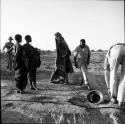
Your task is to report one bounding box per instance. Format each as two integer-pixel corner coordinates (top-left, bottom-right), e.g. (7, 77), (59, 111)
(50, 55), (73, 82)
(15, 66), (28, 91)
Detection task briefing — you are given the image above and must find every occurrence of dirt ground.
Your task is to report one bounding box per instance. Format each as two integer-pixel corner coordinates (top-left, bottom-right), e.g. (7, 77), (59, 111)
(1, 52), (125, 124)
(1, 70), (125, 124)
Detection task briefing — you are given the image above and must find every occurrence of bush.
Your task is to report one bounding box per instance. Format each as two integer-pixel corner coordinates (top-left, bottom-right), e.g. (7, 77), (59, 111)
(97, 49), (103, 52)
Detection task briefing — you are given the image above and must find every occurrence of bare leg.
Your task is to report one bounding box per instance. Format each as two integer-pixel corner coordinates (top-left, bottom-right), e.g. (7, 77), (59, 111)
(30, 80), (34, 88)
(33, 76), (37, 88)
(29, 72), (34, 89)
(30, 70), (37, 90)
(80, 65), (89, 85)
(7, 54), (10, 69)
(65, 73), (69, 84)
(9, 55), (12, 71)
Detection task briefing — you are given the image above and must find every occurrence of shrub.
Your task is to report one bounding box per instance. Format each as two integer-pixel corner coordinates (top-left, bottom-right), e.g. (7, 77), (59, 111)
(97, 49), (103, 52)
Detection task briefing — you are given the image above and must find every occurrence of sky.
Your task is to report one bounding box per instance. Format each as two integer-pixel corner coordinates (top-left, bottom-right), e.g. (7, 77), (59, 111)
(1, 0), (124, 51)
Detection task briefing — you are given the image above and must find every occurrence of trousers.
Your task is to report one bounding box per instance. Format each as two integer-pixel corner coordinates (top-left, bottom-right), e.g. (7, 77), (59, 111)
(105, 44), (125, 103)
(80, 64), (89, 85)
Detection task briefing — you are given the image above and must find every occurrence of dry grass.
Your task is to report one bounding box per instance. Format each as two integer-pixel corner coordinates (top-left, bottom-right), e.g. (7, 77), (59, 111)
(0, 51), (106, 79)
(1, 51), (125, 124)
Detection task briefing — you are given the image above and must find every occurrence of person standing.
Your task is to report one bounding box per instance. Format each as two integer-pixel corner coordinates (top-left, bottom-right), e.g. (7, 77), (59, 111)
(104, 43), (125, 108)
(23, 35), (41, 90)
(14, 34), (27, 94)
(50, 32), (73, 84)
(74, 39), (91, 89)
(3, 36), (15, 71)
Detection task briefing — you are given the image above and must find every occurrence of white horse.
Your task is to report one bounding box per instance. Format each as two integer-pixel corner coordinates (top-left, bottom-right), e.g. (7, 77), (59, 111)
(104, 43), (125, 107)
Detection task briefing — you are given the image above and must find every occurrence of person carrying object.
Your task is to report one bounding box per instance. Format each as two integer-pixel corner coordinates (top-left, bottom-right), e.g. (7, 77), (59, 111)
(74, 39), (91, 89)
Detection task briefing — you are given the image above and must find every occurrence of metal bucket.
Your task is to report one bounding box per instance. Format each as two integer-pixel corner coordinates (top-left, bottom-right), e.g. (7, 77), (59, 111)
(87, 90), (103, 104)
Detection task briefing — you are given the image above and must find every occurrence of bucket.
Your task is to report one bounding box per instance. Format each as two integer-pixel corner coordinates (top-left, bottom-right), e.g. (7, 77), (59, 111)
(87, 90), (103, 104)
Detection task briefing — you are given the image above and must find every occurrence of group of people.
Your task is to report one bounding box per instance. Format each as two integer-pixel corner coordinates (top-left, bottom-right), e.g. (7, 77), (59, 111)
(3, 32), (125, 108)
(3, 32), (91, 94)
(3, 34), (41, 93)
(50, 32), (91, 90)
(50, 32), (125, 108)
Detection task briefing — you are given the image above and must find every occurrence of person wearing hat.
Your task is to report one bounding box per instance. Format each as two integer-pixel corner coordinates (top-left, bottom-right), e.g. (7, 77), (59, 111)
(74, 39), (91, 89)
(104, 43), (125, 108)
(3, 36), (15, 71)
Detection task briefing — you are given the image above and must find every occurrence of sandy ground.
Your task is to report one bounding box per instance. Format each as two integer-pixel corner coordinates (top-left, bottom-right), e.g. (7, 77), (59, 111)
(1, 71), (125, 124)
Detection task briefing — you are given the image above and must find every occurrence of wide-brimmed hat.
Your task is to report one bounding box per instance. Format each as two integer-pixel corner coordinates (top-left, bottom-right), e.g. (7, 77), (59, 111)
(8, 36), (13, 41)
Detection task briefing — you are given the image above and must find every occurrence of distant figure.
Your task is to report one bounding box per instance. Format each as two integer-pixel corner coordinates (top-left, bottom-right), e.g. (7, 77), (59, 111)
(23, 35), (41, 90)
(14, 34), (27, 94)
(50, 32), (74, 84)
(74, 39), (91, 89)
(3, 36), (15, 71)
(104, 43), (125, 107)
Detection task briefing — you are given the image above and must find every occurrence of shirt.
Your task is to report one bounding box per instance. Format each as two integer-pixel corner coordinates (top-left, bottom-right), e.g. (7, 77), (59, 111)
(74, 45), (91, 67)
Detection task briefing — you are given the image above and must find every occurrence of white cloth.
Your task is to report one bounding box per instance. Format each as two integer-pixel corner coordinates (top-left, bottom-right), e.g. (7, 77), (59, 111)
(104, 44), (125, 103)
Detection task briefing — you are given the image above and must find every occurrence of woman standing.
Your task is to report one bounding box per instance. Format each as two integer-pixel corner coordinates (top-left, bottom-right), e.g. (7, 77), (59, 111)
(50, 32), (73, 84)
